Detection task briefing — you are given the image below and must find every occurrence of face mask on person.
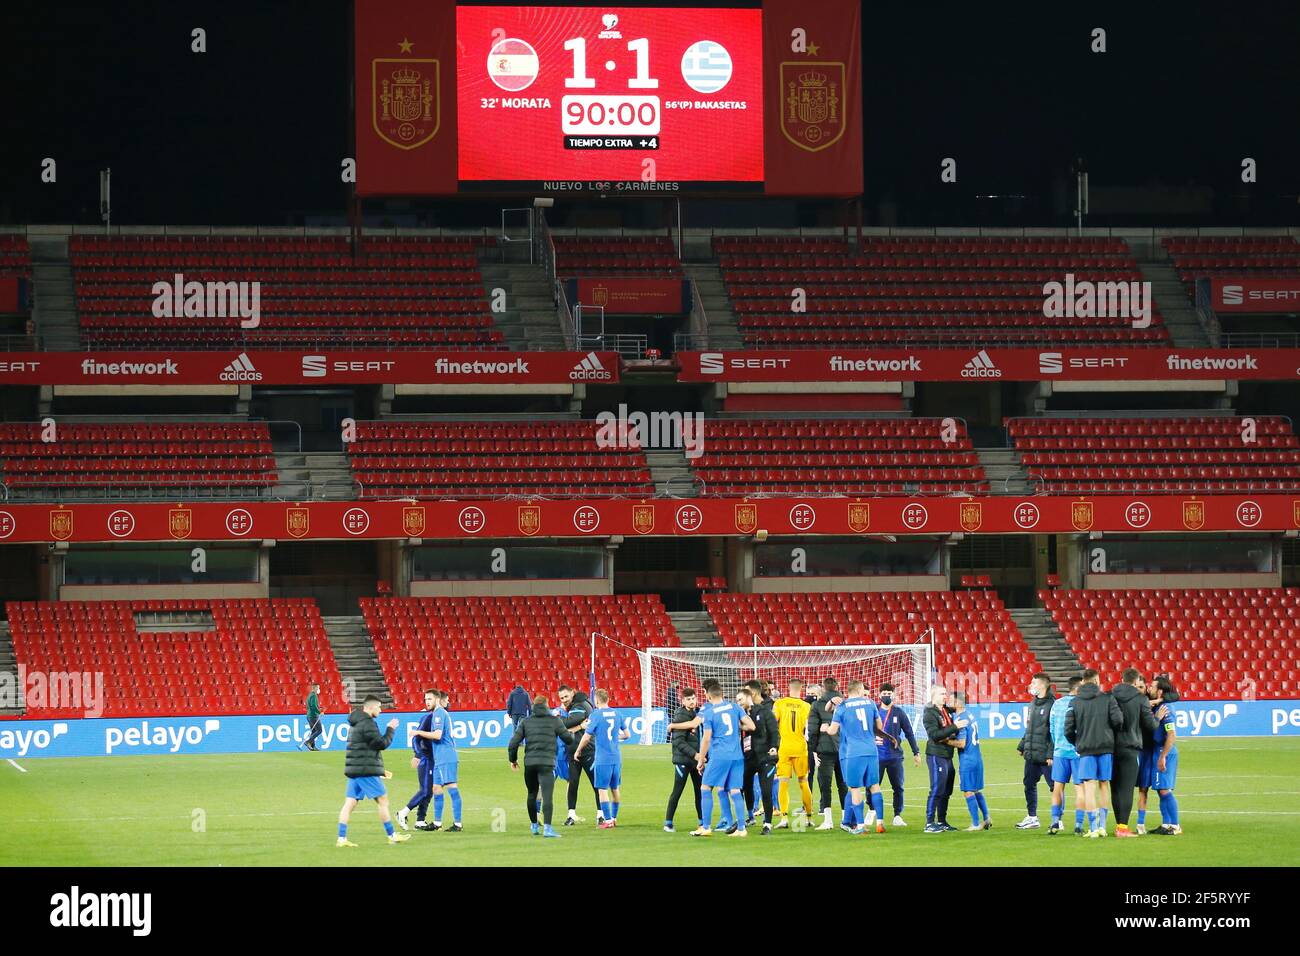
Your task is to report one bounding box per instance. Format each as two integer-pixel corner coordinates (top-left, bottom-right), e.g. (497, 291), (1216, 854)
(880, 694), (893, 705)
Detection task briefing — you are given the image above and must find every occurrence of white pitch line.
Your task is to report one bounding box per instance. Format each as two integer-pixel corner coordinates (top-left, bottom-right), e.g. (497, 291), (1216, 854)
(6, 759), (26, 773)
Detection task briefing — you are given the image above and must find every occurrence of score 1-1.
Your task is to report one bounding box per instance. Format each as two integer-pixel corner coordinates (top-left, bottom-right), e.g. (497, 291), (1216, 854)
(564, 37), (658, 89)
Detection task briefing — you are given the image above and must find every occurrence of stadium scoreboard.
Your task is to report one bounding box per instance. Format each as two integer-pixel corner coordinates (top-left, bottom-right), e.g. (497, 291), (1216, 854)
(355, 0), (862, 197)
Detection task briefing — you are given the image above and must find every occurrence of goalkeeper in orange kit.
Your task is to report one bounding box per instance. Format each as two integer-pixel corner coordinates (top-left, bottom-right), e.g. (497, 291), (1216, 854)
(772, 678), (816, 827)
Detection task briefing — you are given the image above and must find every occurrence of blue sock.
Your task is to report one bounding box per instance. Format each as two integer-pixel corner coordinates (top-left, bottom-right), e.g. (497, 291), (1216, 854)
(338, 823), (347, 839)
(1166, 795), (1179, 826)
(601, 800), (611, 820)
(433, 793), (445, 822)
(1137, 807), (1147, 826)
(383, 820), (394, 837)
(731, 792), (748, 830)
(1098, 807), (1109, 829)
(449, 789), (463, 824)
(1075, 809), (1085, 828)
(977, 793), (989, 821)
(966, 795), (980, 826)
(1087, 810), (1097, 831)
(701, 790), (714, 828)
(612, 801), (620, 820)
(872, 792), (885, 822)
(1051, 803), (1063, 825)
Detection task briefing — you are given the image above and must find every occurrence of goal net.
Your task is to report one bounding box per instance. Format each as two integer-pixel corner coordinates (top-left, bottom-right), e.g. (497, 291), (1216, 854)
(634, 642), (933, 746)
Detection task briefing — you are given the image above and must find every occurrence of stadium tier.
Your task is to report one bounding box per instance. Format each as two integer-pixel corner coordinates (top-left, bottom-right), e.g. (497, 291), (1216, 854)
(0, 421), (277, 497)
(1041, 588), (1300, 700)
(6, 598), (345, 719)
(1163, 235), (1300, 297)
(553, 236), (684, 277)
(0, 235), (31, 280)
(68, 235), (503, 349)
(346, 420), (654, 498)
(714, 235), (1168, 348)
(1008, 416), (1300, 494)
(694, 417), (987, 495)
(359, 595), (678, 711)
(703, 590), (1038, 702)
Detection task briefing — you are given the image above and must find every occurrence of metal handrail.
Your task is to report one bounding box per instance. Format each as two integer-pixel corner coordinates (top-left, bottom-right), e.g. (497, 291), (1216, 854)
(251, 419), (302, 453)
(312, 475), (364, 499)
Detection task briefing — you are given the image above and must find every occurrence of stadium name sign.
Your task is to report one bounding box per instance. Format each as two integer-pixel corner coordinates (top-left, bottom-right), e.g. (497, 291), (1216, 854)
(1, 702), (1294, 759)
(4, 494), (1300, 543)
(677, 348), (1300, 383)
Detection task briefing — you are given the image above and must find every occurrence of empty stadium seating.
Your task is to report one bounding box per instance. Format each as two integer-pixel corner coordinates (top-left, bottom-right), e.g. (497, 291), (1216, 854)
(0, 235), (31, 281)
(704, 590), (1039, 703)
(346, 420), (653, 498)
(359, 595), (678, 710)
(694, 418), (987, 495)
(6, 598), (346, 718)
(1041, 588), (1300, 700)
(1008, 416), (1300, 493)
(68, 235), (503, 349)
(1163, 236), (1300, 298)
(715, 235), (1168, 348)
(0, 421), (277, 497)
(553, 236), (684, 277)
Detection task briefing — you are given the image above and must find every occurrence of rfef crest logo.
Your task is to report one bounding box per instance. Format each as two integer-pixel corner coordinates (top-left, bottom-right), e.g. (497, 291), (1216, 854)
(50, 508), (73, 541)
(286, 507), (310, 538)
(373, 55), (440, 150)
(1071, 499), (1094, 532)
(168, 507), (192, 540)
(518, 505), (541, 536)
(734, 504), (758, 534)
(1182, 499), (1205, 531)
(780, 62), (845, 152)
(402, 506), (427, 537)
(632, 504), (655, 535)
(958, 501), (981, 533)
(848, 502), (871, 533)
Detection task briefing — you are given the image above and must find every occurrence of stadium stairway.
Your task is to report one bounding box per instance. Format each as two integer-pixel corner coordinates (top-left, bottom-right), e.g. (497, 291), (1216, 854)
(646, 448), (700, 496)
(301, 451), (355, 500)
(478, 261), (568, 351)
(28, 235), (80, 350)
(1007, 607), (1081, 689)
(1138, 258), (1212, 347)
(322, 614), (393, 708)
(683, 261), (743, 349)
(667, 610), (722, 648)
(977, 447), (1032, 494)
(0, 620), (21, 717)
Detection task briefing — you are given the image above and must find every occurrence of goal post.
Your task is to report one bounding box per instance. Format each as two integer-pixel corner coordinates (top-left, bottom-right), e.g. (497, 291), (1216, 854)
(635, 641), (934, 746)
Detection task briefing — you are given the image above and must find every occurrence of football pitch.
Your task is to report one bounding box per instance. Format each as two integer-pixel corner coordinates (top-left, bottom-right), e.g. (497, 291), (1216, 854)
(2, 739), (1297, 867)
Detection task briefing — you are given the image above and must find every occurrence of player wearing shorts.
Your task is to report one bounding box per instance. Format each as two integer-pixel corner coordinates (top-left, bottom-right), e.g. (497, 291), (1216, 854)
(772, 679), (814, 828)
(1047, 675), (1084, 835)
(692, 678), (754, 837)
(825, 680), (885, 835)
(951, 691), (990, 831)
(1148, 675), (1182, 835)
(1064, 669), (1123, 838)
(336, 695), (409, 847)
(573, 688), (630, 830)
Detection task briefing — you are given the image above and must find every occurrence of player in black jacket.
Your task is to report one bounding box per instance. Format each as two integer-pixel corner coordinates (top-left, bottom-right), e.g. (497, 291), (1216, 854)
(807, 677), (848, 829)
(922, 686), (967, 833)
(508, 695), (576, 837)
(557, 685), (603, 826)
(1064, 669), (1124, 837)
(664, 687), (703, 832)
(740, 686), (780, 834)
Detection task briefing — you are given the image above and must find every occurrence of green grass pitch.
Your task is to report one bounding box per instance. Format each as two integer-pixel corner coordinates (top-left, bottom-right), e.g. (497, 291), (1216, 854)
(2, 739), (1297, 866)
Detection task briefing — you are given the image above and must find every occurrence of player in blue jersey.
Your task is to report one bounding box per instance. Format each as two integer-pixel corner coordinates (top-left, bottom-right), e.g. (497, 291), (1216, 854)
(397, 689), (438, 832)
(1148, 675), (1182, 835)
(423, 690), (462, 832)
(951, 691), (990, 831)
(1047, 675), (1084, 835)
(692, 678), (755, 837)
(825, 680), (886, 834)
(572, 688), (630, 830)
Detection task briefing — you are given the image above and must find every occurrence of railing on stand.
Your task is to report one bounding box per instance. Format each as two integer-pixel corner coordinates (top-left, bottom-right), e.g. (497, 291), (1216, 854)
(1194, 277), (1223, 346)
(498, 207), (534, 264)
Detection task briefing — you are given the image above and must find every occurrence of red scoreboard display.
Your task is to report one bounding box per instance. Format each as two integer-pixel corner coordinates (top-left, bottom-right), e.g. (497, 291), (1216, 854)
(456, 5), (764, 190)
(355, 0), (863, 197)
